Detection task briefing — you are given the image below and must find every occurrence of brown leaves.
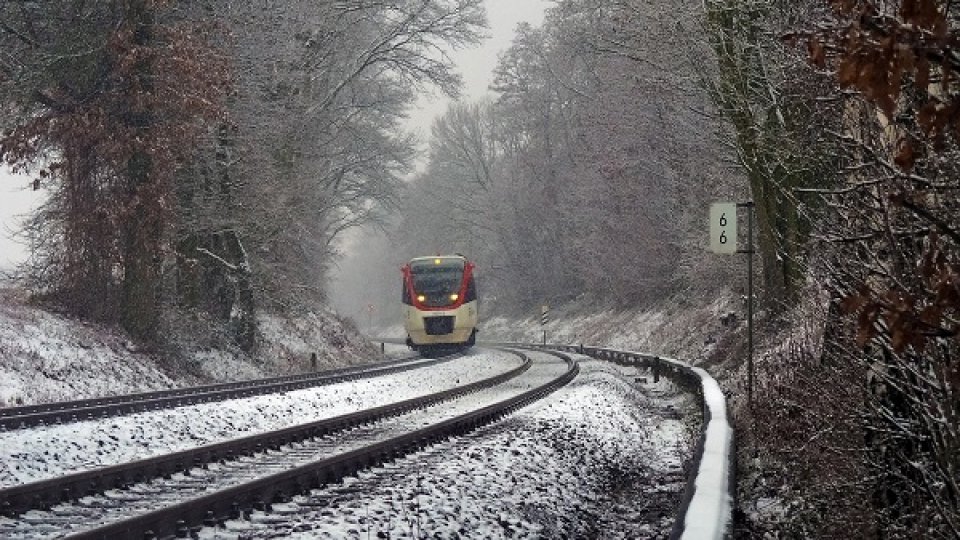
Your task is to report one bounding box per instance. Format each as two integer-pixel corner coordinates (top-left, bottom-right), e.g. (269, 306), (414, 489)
(0, 2), (231, 325)
(901, 0), (947, 36)
(841, 230), (960, 353)
(841, 287), (879, 346)
(809, 38), (827, 68)
(831, 31), (904, 118)
(893, 138), (915, 170)
(810, 1), (960, 171)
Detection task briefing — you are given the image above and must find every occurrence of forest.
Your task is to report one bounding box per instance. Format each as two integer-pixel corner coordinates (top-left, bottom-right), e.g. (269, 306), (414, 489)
(1, 0), (958, 538)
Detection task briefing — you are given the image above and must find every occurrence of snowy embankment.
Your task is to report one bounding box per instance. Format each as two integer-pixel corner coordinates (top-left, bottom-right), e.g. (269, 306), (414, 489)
(0, 286), (378, 408)
(0, 287), (183, 407)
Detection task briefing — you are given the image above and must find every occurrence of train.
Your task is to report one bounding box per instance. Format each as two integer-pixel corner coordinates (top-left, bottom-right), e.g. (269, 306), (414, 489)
(402, 255), (478, 352)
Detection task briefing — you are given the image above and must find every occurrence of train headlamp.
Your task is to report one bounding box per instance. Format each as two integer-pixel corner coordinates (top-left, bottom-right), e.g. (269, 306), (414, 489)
(417, 294), (426, 303)
(449, 293), (459, 302)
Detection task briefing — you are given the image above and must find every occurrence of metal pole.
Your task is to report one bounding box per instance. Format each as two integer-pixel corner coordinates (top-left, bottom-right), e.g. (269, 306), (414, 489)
(746, 203), (754, 409)
(736, 201), (755, 409)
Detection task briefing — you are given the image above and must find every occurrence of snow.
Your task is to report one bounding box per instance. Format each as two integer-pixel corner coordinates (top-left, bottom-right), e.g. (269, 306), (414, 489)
(595, 351), (733, 540)
(0, 350), (521, 488)
(412, 293), (739, 538)
(0, 284), (734, 536)
(198, 355), (697, 538)
(682, 366), (733, 540)
(0, 287), (184, 407)
(481, 290), (739, 364)
(190, 349), (266, 381)
(0, 286), (381, 408)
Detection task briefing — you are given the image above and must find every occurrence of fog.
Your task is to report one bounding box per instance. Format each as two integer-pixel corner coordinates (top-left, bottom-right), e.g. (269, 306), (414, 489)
(328, 1), (550, 331)
(0, 167), (43, 273)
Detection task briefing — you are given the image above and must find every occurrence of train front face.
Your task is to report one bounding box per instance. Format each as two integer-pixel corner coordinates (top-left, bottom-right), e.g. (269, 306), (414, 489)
(402, 256), (478, 350)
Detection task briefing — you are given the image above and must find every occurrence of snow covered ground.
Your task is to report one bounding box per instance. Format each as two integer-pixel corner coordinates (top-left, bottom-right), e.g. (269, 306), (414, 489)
(0, 350), (521, 488)
(481, 291), (740, 365)
(200, 356), (696, 539)
(0, 286), (184, 407)
(0, 286), (723, 538)
(0, 285), (379, 408)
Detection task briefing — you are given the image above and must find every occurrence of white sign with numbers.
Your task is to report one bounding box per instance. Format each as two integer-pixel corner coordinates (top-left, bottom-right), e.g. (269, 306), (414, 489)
(710, 202), (737, 254)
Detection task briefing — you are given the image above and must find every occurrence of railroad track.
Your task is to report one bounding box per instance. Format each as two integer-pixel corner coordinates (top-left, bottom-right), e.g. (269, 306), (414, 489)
(0, 348), (578, 539)
(0, 353), (458, 431)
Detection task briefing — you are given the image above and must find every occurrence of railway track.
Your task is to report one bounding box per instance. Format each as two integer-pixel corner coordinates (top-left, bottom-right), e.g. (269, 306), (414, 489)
(0, 353), (456, 431)
(0, 348), (578, 539)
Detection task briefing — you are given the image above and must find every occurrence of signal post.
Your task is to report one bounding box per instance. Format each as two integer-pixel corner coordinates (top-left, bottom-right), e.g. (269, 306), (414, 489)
(710, 201), (755, 408)
(540, 304), (549, 345)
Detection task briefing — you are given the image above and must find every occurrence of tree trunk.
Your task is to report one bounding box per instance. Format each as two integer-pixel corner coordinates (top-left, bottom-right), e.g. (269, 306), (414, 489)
(120, 0), (160, 342)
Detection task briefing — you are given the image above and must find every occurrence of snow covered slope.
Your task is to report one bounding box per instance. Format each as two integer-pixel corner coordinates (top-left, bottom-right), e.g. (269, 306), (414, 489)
(0, 285), (379, 407)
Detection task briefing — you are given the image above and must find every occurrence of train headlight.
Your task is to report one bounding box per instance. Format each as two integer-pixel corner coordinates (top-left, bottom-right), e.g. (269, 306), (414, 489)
(449, 293), (459, 302)
(417, 294), (426, 303)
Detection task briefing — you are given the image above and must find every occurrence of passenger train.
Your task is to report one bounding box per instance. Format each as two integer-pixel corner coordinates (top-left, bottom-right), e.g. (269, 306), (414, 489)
(402, 255), (478, 352)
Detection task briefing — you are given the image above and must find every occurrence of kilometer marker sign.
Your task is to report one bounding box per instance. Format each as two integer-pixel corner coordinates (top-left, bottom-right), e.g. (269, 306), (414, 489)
(710, 202), (737, 254)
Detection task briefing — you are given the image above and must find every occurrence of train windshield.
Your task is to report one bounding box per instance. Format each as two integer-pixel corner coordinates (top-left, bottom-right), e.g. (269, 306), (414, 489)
(409, 259), (464, 298)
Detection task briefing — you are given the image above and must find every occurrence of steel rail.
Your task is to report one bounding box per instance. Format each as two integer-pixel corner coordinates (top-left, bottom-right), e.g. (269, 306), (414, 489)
(0, 349), (530, 519)
(0, 353), (457, 431)
(60, 349), (577, 540)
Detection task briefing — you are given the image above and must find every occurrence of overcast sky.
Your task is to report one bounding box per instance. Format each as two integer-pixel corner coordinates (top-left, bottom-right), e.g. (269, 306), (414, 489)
(0, 1), (551, 272)
(404, 0), (551, 143)
(0, 168), (39, 271)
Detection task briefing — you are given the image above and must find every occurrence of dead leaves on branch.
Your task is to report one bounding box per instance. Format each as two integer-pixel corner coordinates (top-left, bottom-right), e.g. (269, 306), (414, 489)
(0, 4), (230, 326)
(842, 258), (959, 353)
(0, 14), (229, 197)
(839, 216), (960, 354)
(809, 1), (960, 355)
(808, 0), (960, 167)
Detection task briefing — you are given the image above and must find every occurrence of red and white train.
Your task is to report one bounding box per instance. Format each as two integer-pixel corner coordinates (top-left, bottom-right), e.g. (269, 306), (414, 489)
(401, 255), (478, 352)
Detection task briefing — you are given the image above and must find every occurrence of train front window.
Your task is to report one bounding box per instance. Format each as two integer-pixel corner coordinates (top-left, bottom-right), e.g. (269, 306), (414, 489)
(409, 259), (464, 307)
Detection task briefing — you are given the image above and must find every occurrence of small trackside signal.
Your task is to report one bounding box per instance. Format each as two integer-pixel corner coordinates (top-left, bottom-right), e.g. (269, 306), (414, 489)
(540, 305), (549, 345)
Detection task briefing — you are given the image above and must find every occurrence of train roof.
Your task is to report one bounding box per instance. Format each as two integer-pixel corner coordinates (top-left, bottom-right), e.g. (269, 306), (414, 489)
(407, 254), (467, 264)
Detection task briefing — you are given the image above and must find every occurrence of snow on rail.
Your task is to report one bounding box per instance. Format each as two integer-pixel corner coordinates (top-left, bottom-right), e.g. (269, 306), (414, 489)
(520, 343), (733, 540)
(672, 362), (733, 540)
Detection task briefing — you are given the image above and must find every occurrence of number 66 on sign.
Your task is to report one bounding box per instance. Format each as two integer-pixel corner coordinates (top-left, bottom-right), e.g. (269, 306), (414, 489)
(710, 202), (737, 254)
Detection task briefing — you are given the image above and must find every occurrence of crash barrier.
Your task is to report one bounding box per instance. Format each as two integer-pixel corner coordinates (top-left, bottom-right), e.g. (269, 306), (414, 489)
(518, 343), (733, 540)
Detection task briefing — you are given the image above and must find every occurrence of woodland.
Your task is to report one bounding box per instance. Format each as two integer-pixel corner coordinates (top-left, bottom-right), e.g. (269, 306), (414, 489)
(1, 0), (958, 538)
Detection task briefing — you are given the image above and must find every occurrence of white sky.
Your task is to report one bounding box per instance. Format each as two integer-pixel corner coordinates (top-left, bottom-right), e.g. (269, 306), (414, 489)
(404, 0), (551, 145)
(0, 167), (41, 271)
(0, 0), (551, 271)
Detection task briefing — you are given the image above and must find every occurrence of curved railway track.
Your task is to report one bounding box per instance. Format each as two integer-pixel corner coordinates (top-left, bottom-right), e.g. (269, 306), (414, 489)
(0, 348), (578, 540)
(0, 353), (458, 431)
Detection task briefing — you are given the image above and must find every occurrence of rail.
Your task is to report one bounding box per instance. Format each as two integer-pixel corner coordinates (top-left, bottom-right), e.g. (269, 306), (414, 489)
(0, 353), (456, 430)
(0, 350), (526, 518)
(63, 348), (577, 539)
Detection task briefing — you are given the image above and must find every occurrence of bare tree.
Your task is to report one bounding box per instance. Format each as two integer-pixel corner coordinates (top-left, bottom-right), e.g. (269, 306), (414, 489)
(210, 0), (486, 317)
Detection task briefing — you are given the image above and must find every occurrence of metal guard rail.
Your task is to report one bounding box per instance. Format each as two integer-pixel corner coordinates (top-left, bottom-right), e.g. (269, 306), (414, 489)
(515, 342), (734, 540)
